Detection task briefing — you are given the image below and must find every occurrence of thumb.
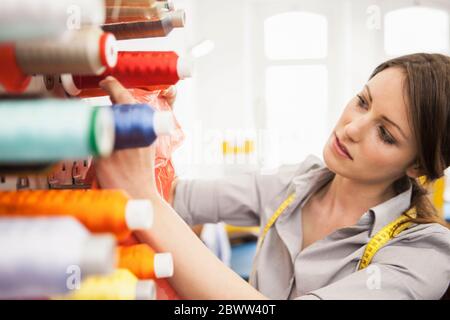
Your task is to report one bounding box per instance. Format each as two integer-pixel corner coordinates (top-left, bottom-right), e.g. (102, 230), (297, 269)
(99, 76), (136, 104)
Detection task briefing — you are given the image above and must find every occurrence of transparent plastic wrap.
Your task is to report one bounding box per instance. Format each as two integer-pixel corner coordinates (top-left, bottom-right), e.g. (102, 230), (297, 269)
(128, 88), (184, 202)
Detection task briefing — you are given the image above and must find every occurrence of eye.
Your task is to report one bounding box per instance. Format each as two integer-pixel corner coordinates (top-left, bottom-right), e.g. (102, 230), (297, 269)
(378, 126), (396, 145)
(356, 94), (368, 109)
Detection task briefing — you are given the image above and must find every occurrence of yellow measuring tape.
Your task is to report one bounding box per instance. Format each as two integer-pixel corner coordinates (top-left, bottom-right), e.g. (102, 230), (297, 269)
(358, 207), (416, 270)
(256, 193), (416, 271)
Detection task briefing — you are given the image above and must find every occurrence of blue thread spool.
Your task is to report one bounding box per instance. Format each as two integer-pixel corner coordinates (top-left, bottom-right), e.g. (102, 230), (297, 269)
(112, 104), (174, 150)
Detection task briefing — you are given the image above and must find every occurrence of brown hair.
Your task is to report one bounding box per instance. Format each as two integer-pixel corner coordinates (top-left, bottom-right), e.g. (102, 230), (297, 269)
(369, 53), (450, 227)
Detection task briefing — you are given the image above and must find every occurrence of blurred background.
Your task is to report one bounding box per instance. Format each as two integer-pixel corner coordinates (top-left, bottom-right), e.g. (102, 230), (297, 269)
(116, 0), (450, 180)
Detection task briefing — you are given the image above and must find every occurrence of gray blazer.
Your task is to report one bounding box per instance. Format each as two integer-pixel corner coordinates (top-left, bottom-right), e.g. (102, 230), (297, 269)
(174, 155), (450, 299)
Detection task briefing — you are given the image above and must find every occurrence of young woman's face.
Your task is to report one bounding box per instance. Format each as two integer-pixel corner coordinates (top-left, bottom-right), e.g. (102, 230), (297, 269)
(323, 67), (418, 185)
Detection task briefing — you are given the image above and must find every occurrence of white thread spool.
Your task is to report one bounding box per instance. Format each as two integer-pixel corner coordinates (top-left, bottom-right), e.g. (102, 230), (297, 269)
(0, 217), (116, 299)
(0, 0), (106, 42)
(15, 27), (118, 76)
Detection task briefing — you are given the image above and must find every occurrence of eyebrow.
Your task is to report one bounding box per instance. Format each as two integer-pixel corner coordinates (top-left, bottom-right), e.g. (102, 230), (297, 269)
(364, 84), (407, 140)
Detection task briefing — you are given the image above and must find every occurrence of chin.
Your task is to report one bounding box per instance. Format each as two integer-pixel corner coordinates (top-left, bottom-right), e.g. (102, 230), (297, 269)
(322, 140), (343, 176)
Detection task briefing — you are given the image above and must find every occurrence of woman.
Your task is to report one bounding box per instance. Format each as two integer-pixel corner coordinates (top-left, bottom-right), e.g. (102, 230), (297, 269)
(95, 53), (450, 299)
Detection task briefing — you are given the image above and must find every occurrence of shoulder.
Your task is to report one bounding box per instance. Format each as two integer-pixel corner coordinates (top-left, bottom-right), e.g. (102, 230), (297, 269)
(398, 222), (450, 249)
(256, 154), (327, 216)
(374, 223), (450, 299)
(258, 154), (325, 185)
(377, 222), (450, 274)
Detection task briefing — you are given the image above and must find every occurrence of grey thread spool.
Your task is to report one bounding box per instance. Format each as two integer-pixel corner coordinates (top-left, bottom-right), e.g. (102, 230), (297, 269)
(15, 27), (118, 76)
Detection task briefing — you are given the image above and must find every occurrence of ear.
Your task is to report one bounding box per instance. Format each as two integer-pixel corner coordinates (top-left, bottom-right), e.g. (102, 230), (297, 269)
(405, 162), (423, 179)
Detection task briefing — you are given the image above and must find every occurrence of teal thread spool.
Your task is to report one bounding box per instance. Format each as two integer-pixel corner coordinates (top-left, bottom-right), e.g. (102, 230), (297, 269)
(0, 99), (114, 163)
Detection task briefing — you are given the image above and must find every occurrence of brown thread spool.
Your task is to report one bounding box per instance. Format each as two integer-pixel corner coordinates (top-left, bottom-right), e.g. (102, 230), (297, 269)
(105, 0), (156, 7)
(102, 10), (185, 39)
(155, 0), (175, 11)
(15, 27), (118, 75)
(105, 6), (164, 24)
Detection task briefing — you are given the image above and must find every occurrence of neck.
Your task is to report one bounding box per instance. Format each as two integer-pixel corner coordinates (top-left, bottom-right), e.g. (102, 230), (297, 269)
(315, 174), (397, 220)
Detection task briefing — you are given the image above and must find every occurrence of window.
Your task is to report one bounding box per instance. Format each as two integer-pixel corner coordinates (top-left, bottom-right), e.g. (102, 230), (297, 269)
(264, 11), (328, 165)
(384, 6), (449, 55)
(265, 65), (327, 164)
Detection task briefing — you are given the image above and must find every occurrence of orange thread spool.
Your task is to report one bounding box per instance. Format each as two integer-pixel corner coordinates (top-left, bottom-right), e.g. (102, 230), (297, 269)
(117, 244), (173, 279)
(0, 190), (153, 239)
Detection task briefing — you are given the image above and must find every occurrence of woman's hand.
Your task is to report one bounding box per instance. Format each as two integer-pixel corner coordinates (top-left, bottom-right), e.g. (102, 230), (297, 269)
(94, 76), (160, 200)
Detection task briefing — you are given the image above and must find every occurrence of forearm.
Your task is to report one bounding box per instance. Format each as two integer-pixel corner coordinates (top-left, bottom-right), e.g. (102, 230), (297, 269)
(168, 177), (178, 207)
(134, 195), (267, 300)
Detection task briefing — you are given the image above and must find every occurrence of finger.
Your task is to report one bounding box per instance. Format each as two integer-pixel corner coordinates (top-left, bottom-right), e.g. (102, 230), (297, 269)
(160, 85), (177, 108)
(99, 76), (136, 104)
(161, 85), (177, 98)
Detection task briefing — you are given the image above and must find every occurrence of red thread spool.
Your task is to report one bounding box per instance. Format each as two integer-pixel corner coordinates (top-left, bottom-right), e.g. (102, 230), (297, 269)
(0, 44), (31, 94)
(61, 51), (191, 97)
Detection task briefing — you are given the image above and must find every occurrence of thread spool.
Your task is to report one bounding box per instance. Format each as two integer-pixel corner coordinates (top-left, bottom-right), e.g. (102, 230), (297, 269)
(0, 217), (116, 299)
(105, 0), (156, 7)
(0, 75), (55, 97)
(61, 51), (191, 97)
(156, 0), (175, 11)
(113, 104), (175, 150)
(117, 244), (174, 279)
(105, 6), (163, 24)
(0, 44), (30, 94)
(54, 269), (155, 300)
(102, 10), (185, 39)
(10, 28), (118, 76)
(0, 99), (114, 162)
(0, 0), (106, 42)
(0, 189), (154, 239)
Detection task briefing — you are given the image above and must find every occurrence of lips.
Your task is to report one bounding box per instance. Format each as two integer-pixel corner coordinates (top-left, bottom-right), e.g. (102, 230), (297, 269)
(334, 133), (353, 160)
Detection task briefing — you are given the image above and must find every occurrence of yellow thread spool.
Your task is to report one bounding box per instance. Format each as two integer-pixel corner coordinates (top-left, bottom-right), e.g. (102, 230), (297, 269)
(54, 269), (156, 300)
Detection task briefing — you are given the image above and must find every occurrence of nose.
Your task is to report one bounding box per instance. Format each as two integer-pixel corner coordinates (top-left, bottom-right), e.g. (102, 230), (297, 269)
(343, 114), (370, 143)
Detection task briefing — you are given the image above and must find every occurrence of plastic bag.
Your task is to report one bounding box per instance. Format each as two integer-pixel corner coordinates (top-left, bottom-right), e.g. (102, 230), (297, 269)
(128, 88), (184, 202)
